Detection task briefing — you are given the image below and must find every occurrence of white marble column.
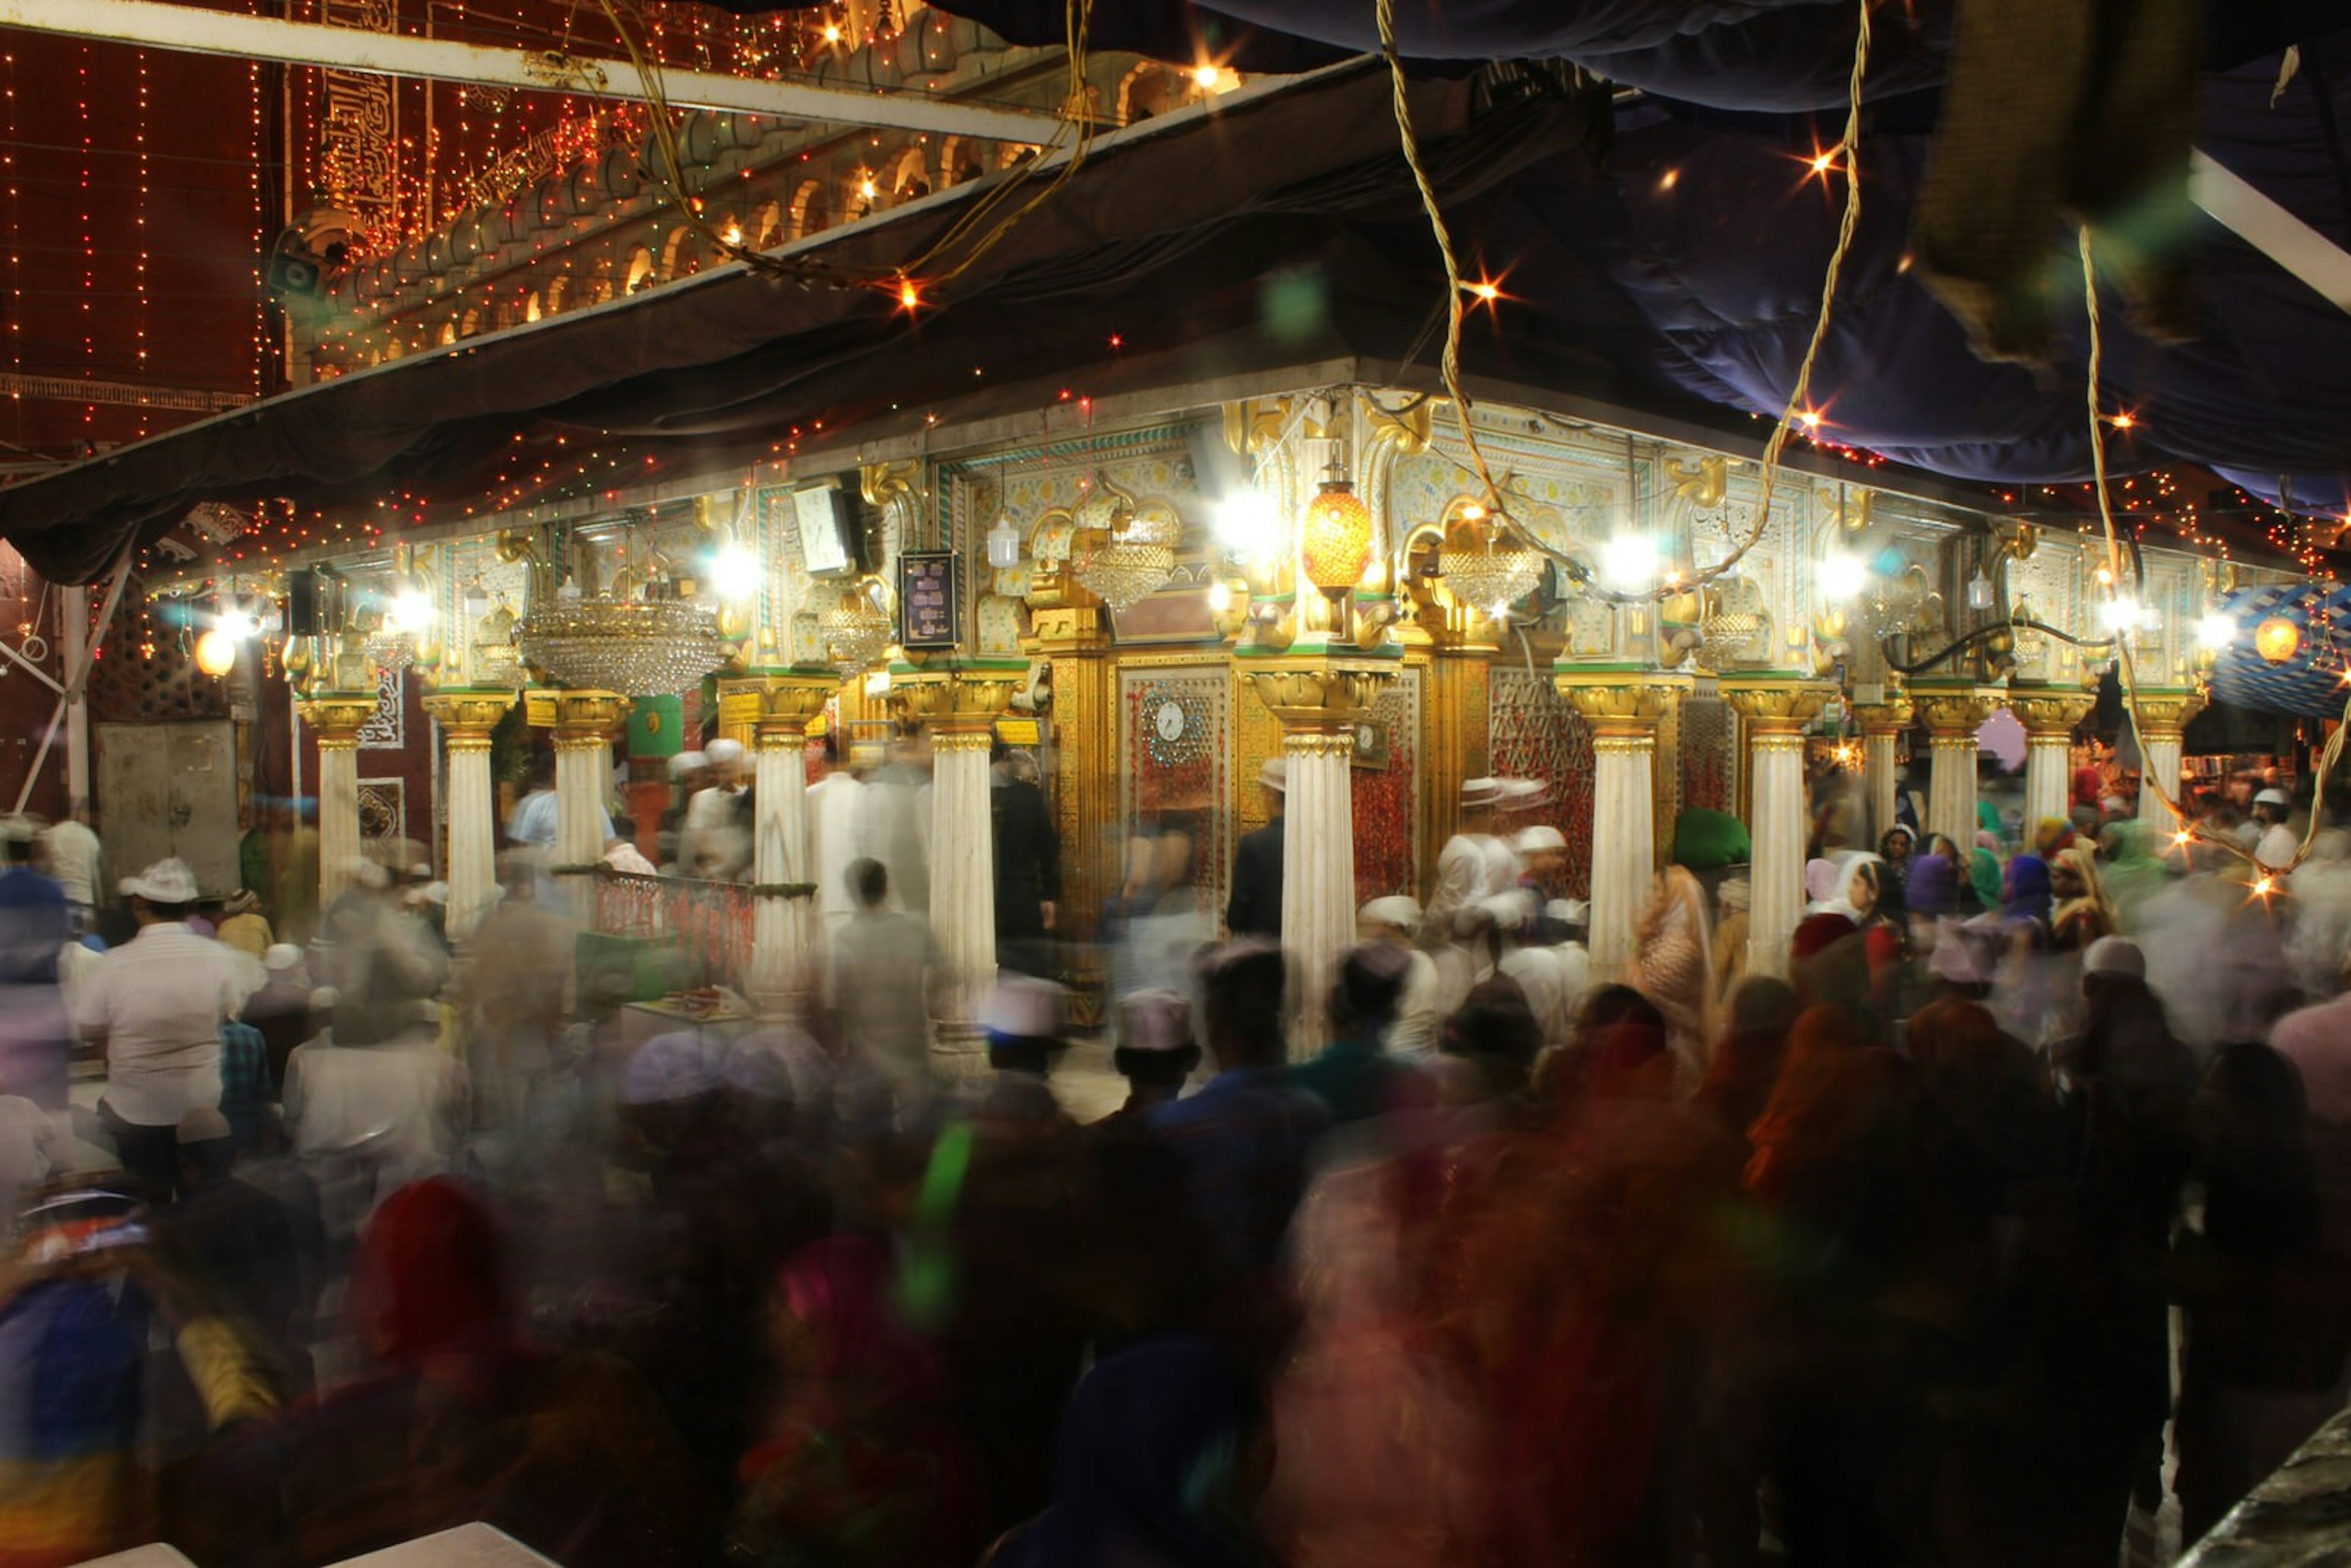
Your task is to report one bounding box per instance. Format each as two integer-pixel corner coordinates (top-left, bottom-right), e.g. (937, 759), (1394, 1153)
(1280, 728), (1357, 1056)
(1852, 695), (1912, 846)
(928, 724), (999, 1048)
(2011, 692), (2094, 847)
(297, 694), (373, 908)
(1587, 731), (1657, 980)
(1723, 679), (1831, 981)
(1914, 687), (1998, 849)
(738, 673), (838, 1005)
(552, 691), (623, 873)
(2132, 690), (2205, 833)
(422, 693), (513, 942)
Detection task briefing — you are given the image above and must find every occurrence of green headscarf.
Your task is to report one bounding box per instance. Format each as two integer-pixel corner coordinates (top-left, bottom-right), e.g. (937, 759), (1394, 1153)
(1977, 797), (2006, 840)
(2099, 819), (2166, 932)
(1968, 847), (2004, 913)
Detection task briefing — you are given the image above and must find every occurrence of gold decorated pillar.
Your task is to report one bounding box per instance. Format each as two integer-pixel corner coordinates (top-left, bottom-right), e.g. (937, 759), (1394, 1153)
(1024, 605), (1115, 1013)
(296, 692), (375, 908)
(722, 671), (841, 1006)
(891, 657), (1025, 1071)
(550, 690), (626, 873)
(1556, 670), (1687, 981)
(1911, 684), (2004, 848)
(1851, 690), (1914, 846)
(1722, 677), (1833, 980)
(421, 690), (517, 940)
(2009, 689), (2098, 839)
(1246, 655), (1397, 1054)
(2132, 688), (2207, 831)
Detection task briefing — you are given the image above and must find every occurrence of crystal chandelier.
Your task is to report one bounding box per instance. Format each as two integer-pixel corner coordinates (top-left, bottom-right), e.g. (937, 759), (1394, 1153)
(517, 595), (726, 697)
(1439, 509), (1542, 615)
(1071, 477), (1177, 613)
(822, 580), (893, 673)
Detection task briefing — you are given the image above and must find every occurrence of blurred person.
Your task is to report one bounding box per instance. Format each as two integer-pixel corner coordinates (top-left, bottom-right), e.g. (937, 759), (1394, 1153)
(1877, 825), (1914, 922)
(2273, 949), (2351, 1128)
(1101, 987), (1202, 1126)
(1431, 901), (1499, 1021)
(984, 1337), (1271, 1568)
(1633, 866), (1716, 1086)
(1444, 971), (1547, 1111)
(807, 735), (874, 967)
(681, 735), (752, 880)
(315, 860), (449, 1049)
(966, 973), (1076, 1131)
(0, 816), (70, 1114)
(1490, 891), (1574, 1053)
(0, 1079), (69, 1226)
(282, 999), (468, 1238)
(2281, 828), (2351, 1001)
(1115, 808), (1207, 1011)
(2175, 1042), (2347, 1544)
(657, 749), (705, 871)
(459, 854), (572, 1138)
(991, 745), (1062, 980)
(2098, 818), (2170, 934)
(40, 798), (98, 930)
(213, 888), (273, 961)
(2250, 786), (2297, 872)
(1291, 942), (1414, 1125)
(730, 1236), (985, 1568)
(1425, 776), (1511, 936)
(1357, 895), (1441, 1057)
(1224, 759), (1285, 939)
(601, 831), (658, 876)
(1513, 823), (1569, 900)
(870, 726), (934, 918)
(1694, 977), (1802, 1166)
(1985, 852), (2055, 1048)
(829, 857), (939, 1126)
(1150, 942), (1329, 1359)
(216, 1017), (272, 1154)
(504, 753), (561, 853)
(73, 857), (263, 1198)
(239, 944), (312, 1087)
(1965, 844), (2003, 917)
(163, 1106), (311, 1397)
(189, 1177), (711, 1568)
(1713, 875), (1752, 1012)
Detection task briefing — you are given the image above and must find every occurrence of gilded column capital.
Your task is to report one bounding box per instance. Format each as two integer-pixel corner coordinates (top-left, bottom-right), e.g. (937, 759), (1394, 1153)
(1910, 682), (2006, 740)
(2007, 689), (2097, 741)
(1850, 694), (1914, 737)
(421, 689), (517, 741)
(726, 670), (842, 749)
(889, 656), (1025, 735)
(1720, 675), (1834, 736)
(1242, 654), (1398, 733)
(549, 689), (627, 748)
(1554, 668), (1689, 739)
(2129, 686), (2207, 741)
(1021, 604), (1113, 655)
(296, 693), (377, 748)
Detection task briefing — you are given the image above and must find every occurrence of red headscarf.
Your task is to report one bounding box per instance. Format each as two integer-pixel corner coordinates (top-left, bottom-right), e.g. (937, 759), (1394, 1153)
(351, 1178), (508, 1365)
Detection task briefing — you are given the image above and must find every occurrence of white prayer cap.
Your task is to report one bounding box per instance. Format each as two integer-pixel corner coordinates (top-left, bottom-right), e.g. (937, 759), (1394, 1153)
(263, 943), (304, 972)
(2256, 787), (2291, 808)
(1461, 776), (1502, 808)
(1256, 757), (1287, 793)
(1513, 825), (1567, 854)
(119, 857), (200, 903)
(705, 738), (747, 766)
(1547, 898), (1590, 928)
(1357, 895), (1423, 934)
(1498, 778), (1550, 808)
(2083, 934), (2147, 980)
(1716, 877), (1752, 912)
(985, 973), (1067, 1042)
(668, 751), (707, 781)
(1117, 988), (1194, 1053)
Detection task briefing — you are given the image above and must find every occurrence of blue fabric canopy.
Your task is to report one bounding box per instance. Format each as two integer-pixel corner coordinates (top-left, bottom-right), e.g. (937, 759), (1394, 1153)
(2211, 582), (2351, 716)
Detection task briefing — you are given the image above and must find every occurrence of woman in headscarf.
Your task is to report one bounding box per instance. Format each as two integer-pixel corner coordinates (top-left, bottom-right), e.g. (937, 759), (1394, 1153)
(732, 1236), (984, 1567)
(193, 1179), (711, 1568)
(987, 1337), (1271, 1568)
(1984, 854), (2058, 1048)
(1632, 866), (1716, 1089)
(1965, 846), (2004, 917)
(1876, 827), (1914, 924)
(2097, 818), (2169, 934)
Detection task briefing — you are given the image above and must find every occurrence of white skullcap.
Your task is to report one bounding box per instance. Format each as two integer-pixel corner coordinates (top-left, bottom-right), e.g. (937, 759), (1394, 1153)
(668, 750), (707, 781)
(2083, 935), (2147, 980)
(1498, 778), (1550, 807)
(985, 973), (1067, 1041)
(1461, 776), (1502, 808)
(307, 986), (340, 1011)
(263, 943), (304, 972)
(1716, 877), (1752, 912)
(1257, 757), (1287, 793)
(1513, 825), (1567, 854)
(705, 738), (747, 766)
(1117, 988), (1194, 1053)
(119, 857), (200, 903)
(2256, 787), (2291, 808)
(1357, 895), (1423, 933)
(1547, 898), (1590, 928)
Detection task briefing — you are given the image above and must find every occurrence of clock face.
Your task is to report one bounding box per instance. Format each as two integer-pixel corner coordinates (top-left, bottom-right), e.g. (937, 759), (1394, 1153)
(1156, 700), (1186, 742)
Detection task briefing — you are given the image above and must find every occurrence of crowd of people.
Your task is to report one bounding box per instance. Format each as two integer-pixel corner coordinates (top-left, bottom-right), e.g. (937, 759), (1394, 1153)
(0, 743), (2348, 1568)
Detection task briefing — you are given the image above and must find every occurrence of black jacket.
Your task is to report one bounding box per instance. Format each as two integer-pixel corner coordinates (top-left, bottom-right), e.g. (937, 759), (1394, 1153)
(991, 776), (1062, 937)
(1225, 815), (1284, 938)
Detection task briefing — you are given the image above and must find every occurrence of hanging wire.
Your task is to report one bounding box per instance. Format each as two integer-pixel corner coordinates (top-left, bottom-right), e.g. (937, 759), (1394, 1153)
(1375, 0), (1872, 604)
(2080, 225), (2350, 882)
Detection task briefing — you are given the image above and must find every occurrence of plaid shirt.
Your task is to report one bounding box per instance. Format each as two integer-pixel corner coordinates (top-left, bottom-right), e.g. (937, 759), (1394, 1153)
(217, 1020), (273, 1149)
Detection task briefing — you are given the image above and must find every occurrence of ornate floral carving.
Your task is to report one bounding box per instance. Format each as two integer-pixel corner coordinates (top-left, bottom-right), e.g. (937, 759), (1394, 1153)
(420, 690), (517, 738)
(2006, 691), (2096, 740)
(1719, 677), (1833, 735)
(1556, 673), (1689, 735)
(888, 660), (1024, 729)
(296, 694), (380, 746)
(1909, 683), (2005, 738)
(2129, 687), (2208, 740)
(1241, 656), (1397, 731)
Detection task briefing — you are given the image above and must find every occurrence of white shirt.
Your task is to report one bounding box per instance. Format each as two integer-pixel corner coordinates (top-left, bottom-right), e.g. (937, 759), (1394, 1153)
(2257, 821), (2299, 872)
(42, 820), (99, 907)
(283, 1031), (466, 1180)
(806, 773), (875, 920)
(0, 1093), (68, 1222)
(71, 922), (263, 1127)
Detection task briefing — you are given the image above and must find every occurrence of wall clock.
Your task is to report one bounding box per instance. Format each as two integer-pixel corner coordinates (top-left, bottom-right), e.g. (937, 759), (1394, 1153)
(1139, 681), (1209, 767)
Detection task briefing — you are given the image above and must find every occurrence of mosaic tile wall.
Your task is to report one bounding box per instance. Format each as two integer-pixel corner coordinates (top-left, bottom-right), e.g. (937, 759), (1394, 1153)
(1490, 665), (1597, 898)
(1120, 666), (1231, 926)
(1679, 694), (1738, 814)
(1352, 667), (1421, 901)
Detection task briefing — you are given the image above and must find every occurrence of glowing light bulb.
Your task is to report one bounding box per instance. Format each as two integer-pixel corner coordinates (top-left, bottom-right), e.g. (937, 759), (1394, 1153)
(2110, 410), (2135, 430)
(1809, 149), (1837, 176)
(711, 544), (760, 601)
(1798, 408), (1823, 432)
(1191, 64), (1225, 90)
(1600, 535), (1659, 593)
(858, 176), (877, 201)
(2098, 596), (2143, 634)
(2196, 612), (2236, 650)
(1819, 552), (1868, 602)
(193, 629), (236, 677)
(2254, 875), (2276, 899)
(1461, 501), (1487, 522)
(386, 588), (434, 634)
(1214, 489), (1277, 556)
(822, 22), (842, 42)
(897, 279), (921, 310)
(1466, 280), (1500, 304)
(1207, 580), (1231, 613)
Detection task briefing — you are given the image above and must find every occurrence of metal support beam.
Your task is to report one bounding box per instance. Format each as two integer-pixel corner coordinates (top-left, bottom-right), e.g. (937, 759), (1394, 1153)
(2191, 149), (2351, 316)
(0, 0), (1066, 143)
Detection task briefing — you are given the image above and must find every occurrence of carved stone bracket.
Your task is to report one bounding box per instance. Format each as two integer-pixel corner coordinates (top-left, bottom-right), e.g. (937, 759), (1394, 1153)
(1243, 655), (1398, 733)
(1554, 669), (1690, 738)
(1909, 682), (2007, 740)
(1720, 675), (1835, 737)
(2129, 686), (2208, 741)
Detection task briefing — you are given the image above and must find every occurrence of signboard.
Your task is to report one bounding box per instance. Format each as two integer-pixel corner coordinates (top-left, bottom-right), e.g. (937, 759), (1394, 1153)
(523, 689), (558, 728)
(996, 717), (1041, 746)
(716, 688), (763, 733)
(897, 550), (962, 650)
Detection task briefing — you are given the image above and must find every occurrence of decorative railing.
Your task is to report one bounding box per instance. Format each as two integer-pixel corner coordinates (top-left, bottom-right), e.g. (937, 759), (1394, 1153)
(577, 866), (757, 986)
